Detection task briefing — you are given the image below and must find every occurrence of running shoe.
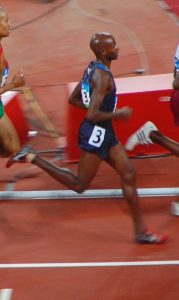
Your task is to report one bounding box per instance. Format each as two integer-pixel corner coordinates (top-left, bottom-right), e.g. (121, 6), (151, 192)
(6, 145), (34, 168)
(125, 121), (158, 151)
(135, 229), (168, 244)
(171, 201), (179, 216)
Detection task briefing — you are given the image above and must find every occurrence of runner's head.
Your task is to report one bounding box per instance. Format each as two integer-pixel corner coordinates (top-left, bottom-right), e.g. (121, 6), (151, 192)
(0, 7), (11, 39)
(90, 32), (119, 61)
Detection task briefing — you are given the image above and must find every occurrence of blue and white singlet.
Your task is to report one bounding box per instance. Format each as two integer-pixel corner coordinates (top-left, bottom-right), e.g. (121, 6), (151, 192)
(78, 61), (118, 159)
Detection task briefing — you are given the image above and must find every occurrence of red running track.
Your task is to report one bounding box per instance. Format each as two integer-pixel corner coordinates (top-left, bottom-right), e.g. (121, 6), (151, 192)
(0, 0), (179, 299)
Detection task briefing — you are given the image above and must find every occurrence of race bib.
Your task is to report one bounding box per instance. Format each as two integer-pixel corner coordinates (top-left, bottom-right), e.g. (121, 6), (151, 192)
(81, 81), (90, 108)
(88, 126), (105, 147)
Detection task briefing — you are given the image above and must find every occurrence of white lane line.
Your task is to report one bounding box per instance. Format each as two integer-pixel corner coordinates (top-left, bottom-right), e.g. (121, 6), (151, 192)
(0, 187), (179, 200)
(0, 289), (13, 300)
(0, 261), (179, 269)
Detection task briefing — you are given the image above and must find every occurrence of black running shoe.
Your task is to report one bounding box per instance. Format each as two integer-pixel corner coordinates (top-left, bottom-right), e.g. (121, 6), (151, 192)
(6, 145), (34, 168)
(135, 229), (168, 244)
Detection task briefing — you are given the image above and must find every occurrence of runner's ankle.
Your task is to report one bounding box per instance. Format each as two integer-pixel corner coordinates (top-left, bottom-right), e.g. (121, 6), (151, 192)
(26, 153), (36, 163)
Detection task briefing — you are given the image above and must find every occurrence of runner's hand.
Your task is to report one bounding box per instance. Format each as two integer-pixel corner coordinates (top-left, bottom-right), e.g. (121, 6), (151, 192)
(113, 106), (133, 120)
(11, 70), (25, 88)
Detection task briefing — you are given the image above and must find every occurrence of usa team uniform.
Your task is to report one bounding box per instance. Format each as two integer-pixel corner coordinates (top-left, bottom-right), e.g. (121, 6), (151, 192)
(78, 61), (119, 159)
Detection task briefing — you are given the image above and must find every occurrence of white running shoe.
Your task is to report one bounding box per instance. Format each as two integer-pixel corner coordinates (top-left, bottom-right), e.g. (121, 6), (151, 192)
(171, 201), (179, 216)
(125, 121), (158, 151)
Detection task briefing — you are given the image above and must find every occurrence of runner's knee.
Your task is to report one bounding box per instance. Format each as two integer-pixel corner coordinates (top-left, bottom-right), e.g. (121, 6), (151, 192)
(0, 132), (20, 155)
(122, 167), (136, 185)
(2, 141), (20, 155)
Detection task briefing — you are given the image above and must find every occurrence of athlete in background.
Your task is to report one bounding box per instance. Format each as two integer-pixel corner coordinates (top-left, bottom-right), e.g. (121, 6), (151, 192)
(125, 43), (179, 215)
(0, 7), (25, 157)
(168, 43), (179, 215)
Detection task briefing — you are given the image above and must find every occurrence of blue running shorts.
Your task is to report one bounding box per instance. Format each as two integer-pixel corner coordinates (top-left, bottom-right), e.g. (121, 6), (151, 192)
(78, 120), (118, 159)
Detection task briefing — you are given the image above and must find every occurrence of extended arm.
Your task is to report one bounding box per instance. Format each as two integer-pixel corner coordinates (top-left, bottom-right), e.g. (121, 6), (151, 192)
(86, 69), (132, 122)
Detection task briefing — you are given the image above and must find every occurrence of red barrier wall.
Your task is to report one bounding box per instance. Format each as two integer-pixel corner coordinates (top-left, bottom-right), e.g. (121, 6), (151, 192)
(2, 91), (29, 146)
(66, 73), (177, 161)
(165, 0), (179, 16)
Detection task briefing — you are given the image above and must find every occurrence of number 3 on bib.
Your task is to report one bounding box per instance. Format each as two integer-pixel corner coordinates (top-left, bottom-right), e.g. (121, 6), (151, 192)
(88, 126), (105, 147)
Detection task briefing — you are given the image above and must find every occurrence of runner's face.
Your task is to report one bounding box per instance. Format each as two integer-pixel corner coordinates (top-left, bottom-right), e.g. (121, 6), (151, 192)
(103, 37), (119, 60)
(0, 12), (11, 38)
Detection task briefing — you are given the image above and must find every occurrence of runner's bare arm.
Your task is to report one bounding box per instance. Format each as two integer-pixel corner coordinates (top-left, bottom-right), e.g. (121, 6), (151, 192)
(86, 69), (132, 122)
(69, 82), (87, 109)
